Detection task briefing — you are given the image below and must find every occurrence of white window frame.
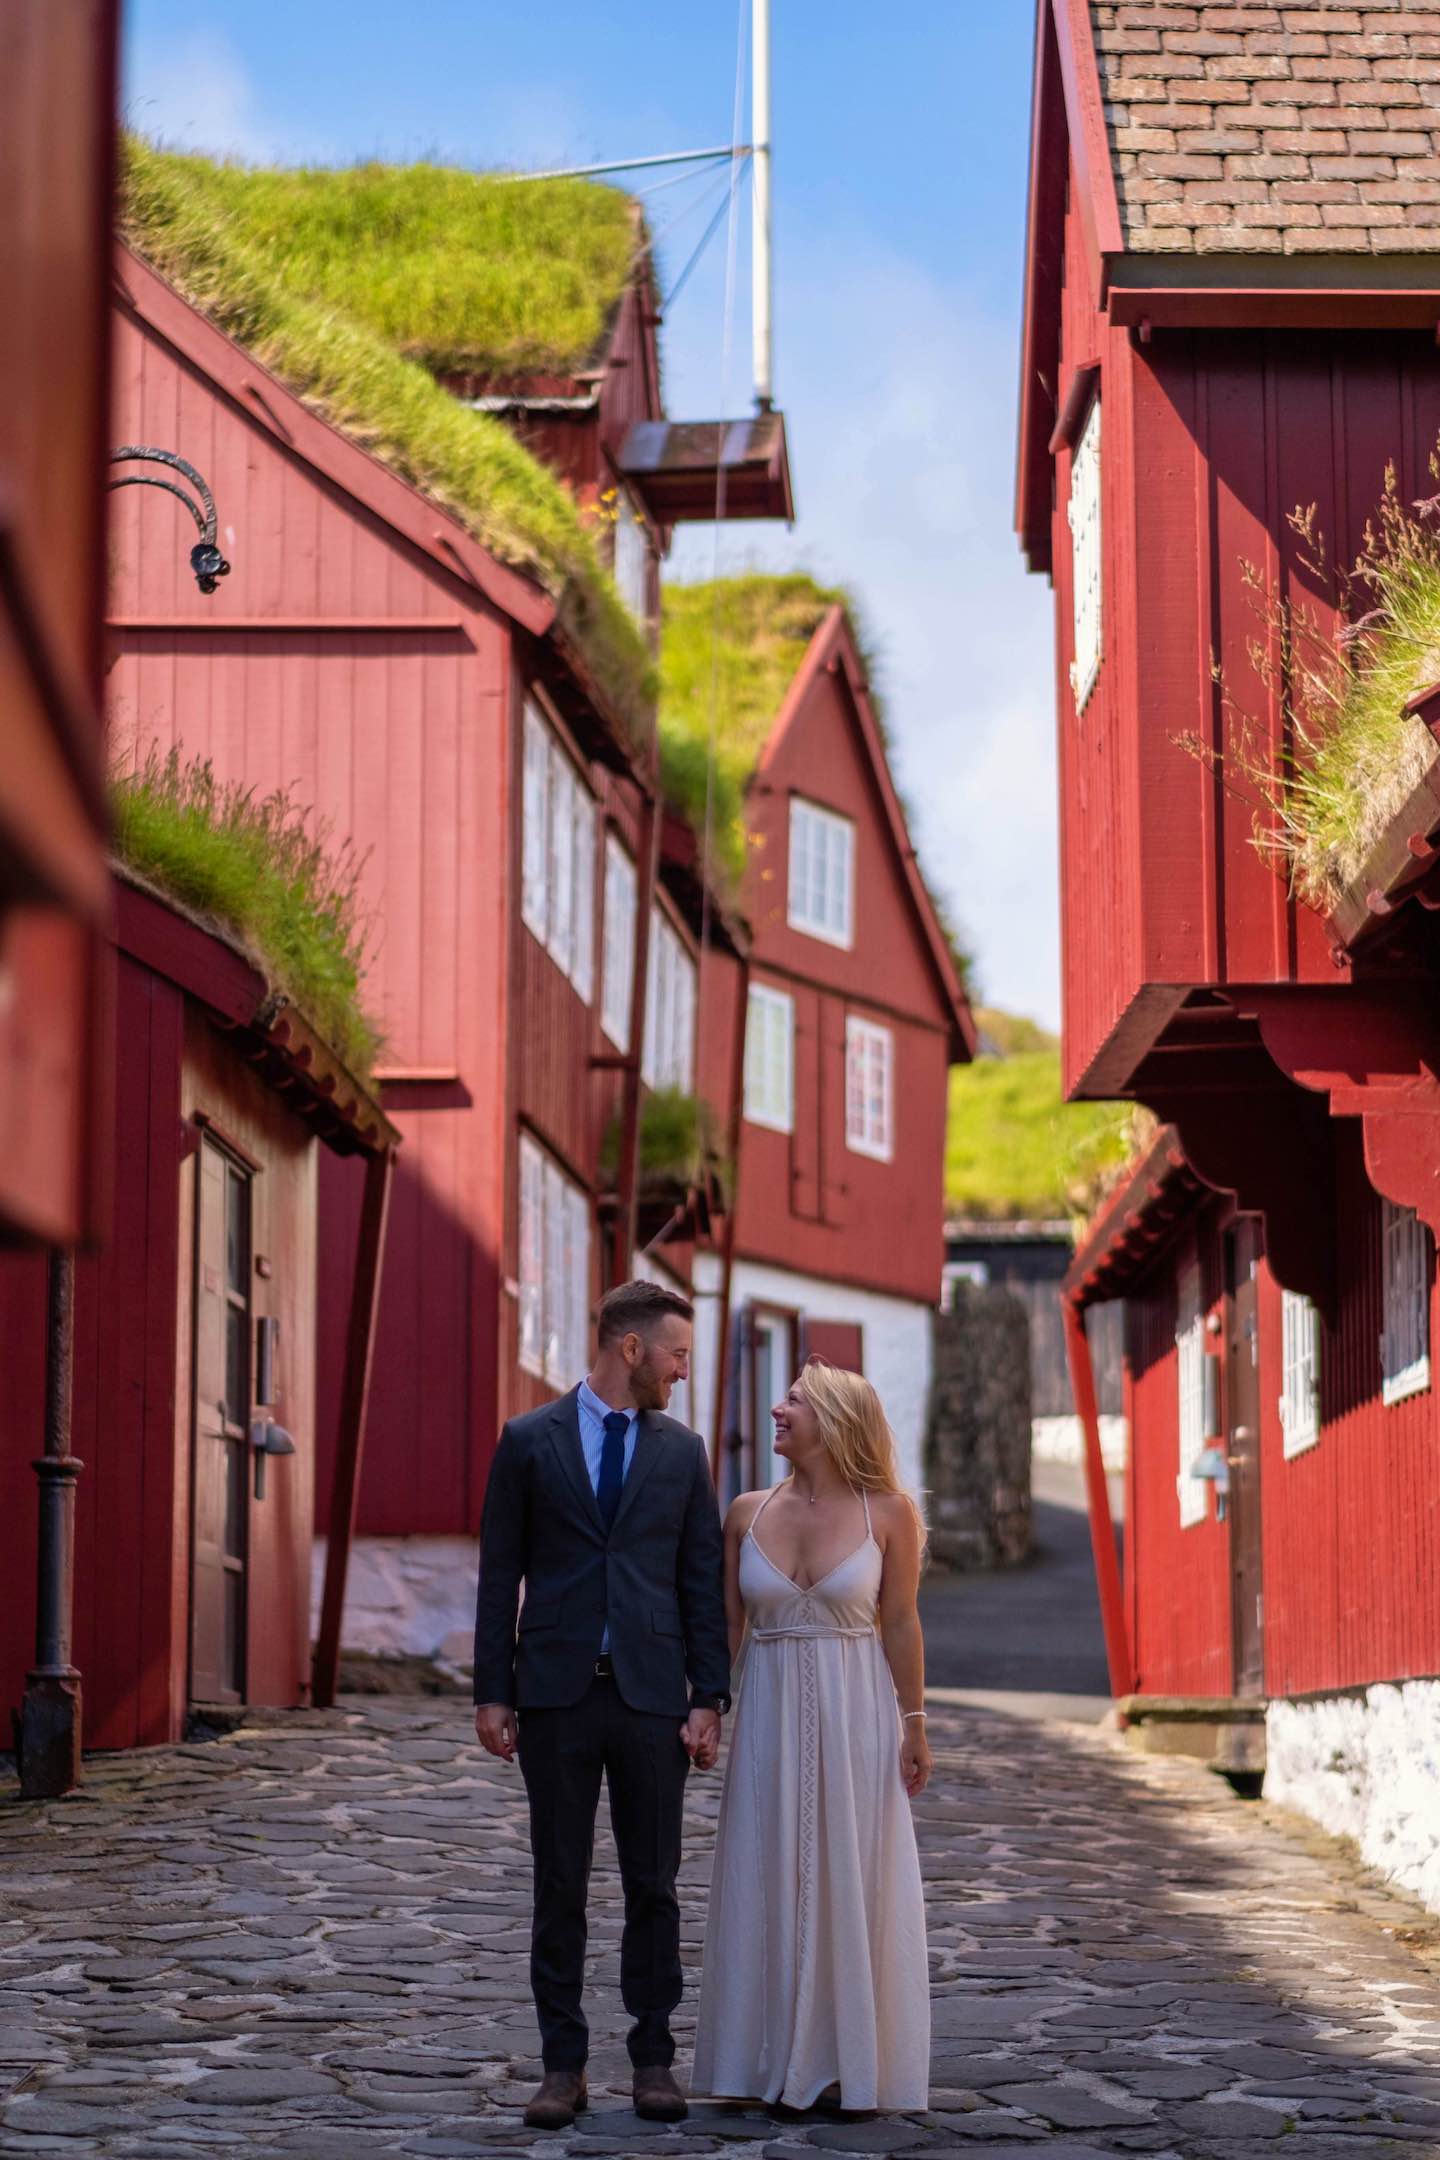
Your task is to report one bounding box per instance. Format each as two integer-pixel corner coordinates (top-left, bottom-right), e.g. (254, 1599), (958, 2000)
(1381, 1199), (1431, 1407)
(517, 1132), (591, 1389)
(612, 486), (651, 624)
(787, 797), (855, 949)
(744, 982), (794, 1134)
(601, 834), (637, 1050)
(845, 1015), (893, 1162)
(520, 698), (595, 1001)
(1176, 1259), (1207, 1528)
(1279, 1289), (1322, 1459)
(642, 908), (697, 1094)
(1067, 394), (1102, 714)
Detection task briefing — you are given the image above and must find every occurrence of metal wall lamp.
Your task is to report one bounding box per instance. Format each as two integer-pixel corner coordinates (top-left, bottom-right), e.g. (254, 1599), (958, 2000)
(108, 446), (231, 593)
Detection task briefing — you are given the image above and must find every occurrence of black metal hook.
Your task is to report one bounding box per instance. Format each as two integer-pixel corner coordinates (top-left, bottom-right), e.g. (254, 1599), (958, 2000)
(108, 446), (232, 594)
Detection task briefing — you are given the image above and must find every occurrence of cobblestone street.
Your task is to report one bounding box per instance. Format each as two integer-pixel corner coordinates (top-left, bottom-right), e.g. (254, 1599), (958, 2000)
(4, 1696), (1440, 2159)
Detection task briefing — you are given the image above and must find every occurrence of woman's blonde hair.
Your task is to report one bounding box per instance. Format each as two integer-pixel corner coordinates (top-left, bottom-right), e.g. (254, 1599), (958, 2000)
(793, 1357), (926, 1542)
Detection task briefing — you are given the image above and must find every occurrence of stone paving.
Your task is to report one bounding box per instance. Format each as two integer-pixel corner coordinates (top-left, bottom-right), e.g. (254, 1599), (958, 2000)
(2, 1697), (1440, 2159)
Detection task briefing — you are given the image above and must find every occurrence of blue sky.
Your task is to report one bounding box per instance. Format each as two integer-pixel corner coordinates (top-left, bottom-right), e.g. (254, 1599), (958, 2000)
(123, 2), (1059, 1029)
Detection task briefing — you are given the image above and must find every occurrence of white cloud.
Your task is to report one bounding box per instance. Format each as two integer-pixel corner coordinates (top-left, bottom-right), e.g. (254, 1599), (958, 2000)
(122, 31), (307, 163)
(666, 230), (1060, 1029)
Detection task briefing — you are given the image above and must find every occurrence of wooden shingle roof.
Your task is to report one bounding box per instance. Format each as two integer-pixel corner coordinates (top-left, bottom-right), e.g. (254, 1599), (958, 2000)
(1094, 0), (1440, 255)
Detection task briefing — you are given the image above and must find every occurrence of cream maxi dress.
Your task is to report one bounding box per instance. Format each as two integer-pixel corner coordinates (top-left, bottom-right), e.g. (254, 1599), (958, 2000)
(691, 1486), (930, 2111)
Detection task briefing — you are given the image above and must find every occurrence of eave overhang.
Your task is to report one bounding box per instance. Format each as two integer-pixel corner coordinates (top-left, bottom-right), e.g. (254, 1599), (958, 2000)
(1064, 1124), (1204, 1310)
(618, 412), (794, 525)
(1326, 685), (1440, 953)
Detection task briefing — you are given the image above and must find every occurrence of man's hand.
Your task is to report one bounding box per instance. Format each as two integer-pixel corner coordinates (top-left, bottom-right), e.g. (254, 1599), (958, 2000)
(680, 1707), (721, 1770)
(475, 1703), (518, 1762)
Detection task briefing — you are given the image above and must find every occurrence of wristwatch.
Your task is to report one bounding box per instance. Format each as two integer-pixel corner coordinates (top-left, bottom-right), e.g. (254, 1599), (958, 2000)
(690, 1693), (731, 1716)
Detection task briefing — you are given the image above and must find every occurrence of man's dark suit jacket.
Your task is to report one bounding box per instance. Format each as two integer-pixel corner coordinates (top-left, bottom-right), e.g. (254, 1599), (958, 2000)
(472, 1387), (731, 1717)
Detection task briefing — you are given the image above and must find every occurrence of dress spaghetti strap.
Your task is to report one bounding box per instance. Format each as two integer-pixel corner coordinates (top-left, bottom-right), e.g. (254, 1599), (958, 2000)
(751, 1483), (782, 1529)
(860, 1486), (873, 1538)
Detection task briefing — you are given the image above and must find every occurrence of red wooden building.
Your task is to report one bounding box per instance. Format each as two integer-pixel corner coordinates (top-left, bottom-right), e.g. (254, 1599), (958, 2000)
(0, 5), (118, 1251)
(666, 580), (976, 1504)
(1021, 0), (1440, 1905)
(106, 159), (766, 1662)
(0, 872), (395, 1753)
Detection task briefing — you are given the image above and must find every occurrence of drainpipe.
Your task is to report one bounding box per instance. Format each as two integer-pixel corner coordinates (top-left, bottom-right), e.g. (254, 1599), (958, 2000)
(709, 951), (752, 1485)
(1062, 1292), (1135, 1699)
(313, 1145), (395, 1709)
(18, 1251), (85, 1797)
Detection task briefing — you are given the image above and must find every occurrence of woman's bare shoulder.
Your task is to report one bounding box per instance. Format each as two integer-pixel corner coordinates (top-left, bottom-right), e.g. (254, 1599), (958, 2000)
(869, 1489), (921, 1542)
(724, 1488), (771, 1535)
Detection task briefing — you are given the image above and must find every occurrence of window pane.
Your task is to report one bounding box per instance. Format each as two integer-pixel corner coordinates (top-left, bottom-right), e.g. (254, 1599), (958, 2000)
(522, 703), (550, 940)
(571, 788), (595, 1001)
(548, 745), (575, 978)
(601, 837), (636, 1048)
(788, 799), (855, 947)
(519, 1139), (544, 1374)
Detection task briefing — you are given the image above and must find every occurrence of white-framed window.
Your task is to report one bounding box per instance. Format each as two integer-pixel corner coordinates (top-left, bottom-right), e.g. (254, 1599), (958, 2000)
(642, 909), (697, 1093)
(1381, 1199), (1431, 1406)
(601, 834), (637, 1049)
(1176, 1259), (1207, 1528)
(788, 797), (855, 949)
(612, 488), (651, 624)
(845, 1015), (893, 1161)
(518, 1133), (591, 1388)
(744, 982), (794, 1133)
(1280, 1289), (1322, 1459)
(1067, 394), (1102, 713)
(520, 698), (595, 1000)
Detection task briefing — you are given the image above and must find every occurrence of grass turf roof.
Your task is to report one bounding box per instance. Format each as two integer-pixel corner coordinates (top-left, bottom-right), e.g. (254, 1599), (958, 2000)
(120, 137), (653, 725)
(946, 1022), (1137, 1223)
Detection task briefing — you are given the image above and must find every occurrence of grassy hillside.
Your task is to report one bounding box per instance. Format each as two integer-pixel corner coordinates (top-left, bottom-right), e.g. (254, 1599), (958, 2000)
(946, 1015), (1136, 1222)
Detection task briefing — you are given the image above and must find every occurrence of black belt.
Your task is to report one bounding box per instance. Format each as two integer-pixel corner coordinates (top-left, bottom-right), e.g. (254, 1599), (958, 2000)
(593, 1654), (614, 1679)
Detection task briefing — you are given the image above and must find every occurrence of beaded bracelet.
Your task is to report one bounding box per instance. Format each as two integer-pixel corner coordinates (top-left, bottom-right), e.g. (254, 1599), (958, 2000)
(902, 1710), (928, 1722)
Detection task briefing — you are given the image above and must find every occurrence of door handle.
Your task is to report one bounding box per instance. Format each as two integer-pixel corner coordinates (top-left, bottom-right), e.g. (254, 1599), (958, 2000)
(250, 1418), (296, 1500)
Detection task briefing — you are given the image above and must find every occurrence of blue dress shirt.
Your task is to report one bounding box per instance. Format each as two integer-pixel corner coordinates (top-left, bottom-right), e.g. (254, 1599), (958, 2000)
(576, 1379), (639, 1651)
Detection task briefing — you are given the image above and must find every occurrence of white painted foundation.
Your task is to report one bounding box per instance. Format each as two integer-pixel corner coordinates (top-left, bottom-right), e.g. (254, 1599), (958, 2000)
(1032, 1411), (1128, 1473)
(311, 1535), (478, 1664)
(1266, 1681), (1440, 1916)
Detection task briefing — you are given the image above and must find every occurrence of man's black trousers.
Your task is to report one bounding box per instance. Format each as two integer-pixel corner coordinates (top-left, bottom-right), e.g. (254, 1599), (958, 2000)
(517, 1670), (690, 2071)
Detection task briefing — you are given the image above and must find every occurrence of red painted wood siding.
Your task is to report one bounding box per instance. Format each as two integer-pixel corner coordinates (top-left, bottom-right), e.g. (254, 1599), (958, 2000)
(734, 653), (953, 1308)
(1051, 154), (1440, 1097)
(106, 298), (512, 1538)
(1123, 1213), (1233, 1697)
(1257, 1127), (1440, 1699)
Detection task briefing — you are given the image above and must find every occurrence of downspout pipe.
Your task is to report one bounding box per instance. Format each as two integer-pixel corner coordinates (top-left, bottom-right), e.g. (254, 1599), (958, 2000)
(1062, 1291), (1135, 1699)
(314, 1144), (395, 1709)
(18, 1251), (85, 1797)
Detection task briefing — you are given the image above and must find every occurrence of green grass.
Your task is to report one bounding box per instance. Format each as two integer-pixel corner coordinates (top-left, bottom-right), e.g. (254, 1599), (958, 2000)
(111, 745), (381, 1081)
(120, 137), (653, 729)
(659, 574), (846, 888)
(946, 1041), (1137, 1222)
(974, 1006), (1057, 1057)
(130, 156), (638, 378)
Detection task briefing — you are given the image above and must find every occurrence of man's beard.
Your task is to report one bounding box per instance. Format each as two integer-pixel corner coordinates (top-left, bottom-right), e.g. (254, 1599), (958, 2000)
(631, 1354), (670, 1411)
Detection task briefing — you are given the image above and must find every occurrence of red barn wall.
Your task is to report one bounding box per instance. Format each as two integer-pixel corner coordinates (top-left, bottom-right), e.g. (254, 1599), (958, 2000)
(1051, 157), (1440, 1096)
(733, 656), (952, 1308)
(106, 296), (513, 1538)
(1123, 1213), (1233, 1698)
(1258, 1127), (1440, 1700)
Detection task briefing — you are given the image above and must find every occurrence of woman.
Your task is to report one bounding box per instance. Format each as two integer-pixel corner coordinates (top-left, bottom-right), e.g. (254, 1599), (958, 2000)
(691, 1358), (931, 2114)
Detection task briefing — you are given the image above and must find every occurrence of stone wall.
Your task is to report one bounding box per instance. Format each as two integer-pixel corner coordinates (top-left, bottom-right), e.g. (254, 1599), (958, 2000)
(925, 1285), (1033, 1570)
(1266, 1682), (1440, 1916)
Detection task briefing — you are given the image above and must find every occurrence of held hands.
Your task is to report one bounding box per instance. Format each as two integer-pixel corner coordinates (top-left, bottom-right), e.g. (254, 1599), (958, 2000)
(680, 1706), (722, 1771)
(474, 1704), (518, 1762)
(900, 1721), (932, 1799)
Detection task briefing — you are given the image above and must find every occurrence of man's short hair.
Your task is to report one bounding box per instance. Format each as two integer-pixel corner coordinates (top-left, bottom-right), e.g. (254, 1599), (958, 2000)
(596, 1279), (694, 1347)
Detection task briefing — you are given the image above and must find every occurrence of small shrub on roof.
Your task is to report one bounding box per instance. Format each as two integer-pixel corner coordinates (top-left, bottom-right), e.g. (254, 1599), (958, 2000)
(111, 744), (381, 1081)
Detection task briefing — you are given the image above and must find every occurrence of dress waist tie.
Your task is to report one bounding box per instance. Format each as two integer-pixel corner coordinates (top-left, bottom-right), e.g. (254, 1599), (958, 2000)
(750, 1623), (877, 1642)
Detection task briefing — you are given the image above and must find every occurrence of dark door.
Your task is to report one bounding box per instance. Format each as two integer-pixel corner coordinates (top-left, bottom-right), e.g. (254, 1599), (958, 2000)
(1224, 1219), (1265, 1698)
(190, 1138), (253, 1704)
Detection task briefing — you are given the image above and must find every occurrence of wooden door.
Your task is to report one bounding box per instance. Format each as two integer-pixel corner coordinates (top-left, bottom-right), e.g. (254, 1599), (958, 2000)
(190, 1139), (253, 1704)
(1225, 1219), (1265, 1698)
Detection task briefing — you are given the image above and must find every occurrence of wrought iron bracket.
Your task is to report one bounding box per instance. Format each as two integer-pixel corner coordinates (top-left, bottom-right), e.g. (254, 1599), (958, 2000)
(108, 446), (232, 593)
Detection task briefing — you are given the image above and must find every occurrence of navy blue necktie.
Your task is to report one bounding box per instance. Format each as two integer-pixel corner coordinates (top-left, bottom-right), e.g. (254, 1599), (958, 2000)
(597, 1410), (629, 1532)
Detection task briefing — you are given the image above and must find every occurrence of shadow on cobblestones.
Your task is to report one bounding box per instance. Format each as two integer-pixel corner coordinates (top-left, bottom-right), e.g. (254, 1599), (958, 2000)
(1, 1695), (1438, 2158)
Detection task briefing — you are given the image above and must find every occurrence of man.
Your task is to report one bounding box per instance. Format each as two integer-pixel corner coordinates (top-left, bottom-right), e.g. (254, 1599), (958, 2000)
(473, 1280), (731, 2130)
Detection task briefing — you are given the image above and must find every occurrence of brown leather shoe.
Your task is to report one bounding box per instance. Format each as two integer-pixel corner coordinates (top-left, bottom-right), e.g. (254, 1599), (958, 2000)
(524, 2069), (587, 2129)
(632, 2064), (688, 2121)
